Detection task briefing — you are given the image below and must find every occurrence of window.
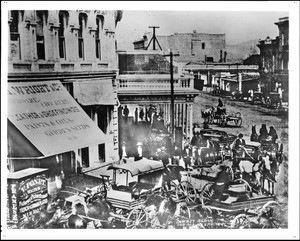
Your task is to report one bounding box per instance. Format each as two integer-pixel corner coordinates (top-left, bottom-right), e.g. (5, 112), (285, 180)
(10, 10), (21, 60)
(191, 42), (195, 56)
(95, 15), (103, 59)
(58, 11), (68, 59)
(36, 11), (46, 60)
(202, 43), (205, 49)
(281, 34), (285, 46)
(78, 13), (87, 59)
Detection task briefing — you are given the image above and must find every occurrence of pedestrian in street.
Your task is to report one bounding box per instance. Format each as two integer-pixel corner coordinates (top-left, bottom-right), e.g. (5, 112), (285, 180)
(123, 105), (129, 122)
(134, 107), (138, 123)
(139, 108), (144, 121)
(218, 98), (224, 108)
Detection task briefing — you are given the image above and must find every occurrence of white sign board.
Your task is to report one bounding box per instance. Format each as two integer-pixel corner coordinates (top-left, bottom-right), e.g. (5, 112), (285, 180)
(7, 81), (107, 157)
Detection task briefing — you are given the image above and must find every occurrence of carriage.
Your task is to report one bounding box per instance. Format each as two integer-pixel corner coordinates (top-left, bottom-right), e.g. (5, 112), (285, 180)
(202, 106), (242, 127)
(105, 158), (188, 228)
(199, 129), (237, 160)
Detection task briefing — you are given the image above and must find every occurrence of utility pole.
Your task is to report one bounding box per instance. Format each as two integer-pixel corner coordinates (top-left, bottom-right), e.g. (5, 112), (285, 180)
(163, 50), (179, 158)
(146, 26), (162, 51)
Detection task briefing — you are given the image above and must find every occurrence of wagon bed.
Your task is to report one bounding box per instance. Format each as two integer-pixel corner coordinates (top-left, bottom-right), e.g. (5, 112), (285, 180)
(206, 195), (276, 214)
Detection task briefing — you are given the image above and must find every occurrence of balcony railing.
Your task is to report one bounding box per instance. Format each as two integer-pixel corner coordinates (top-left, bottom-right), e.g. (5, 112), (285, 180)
(117, 75), (195, 92)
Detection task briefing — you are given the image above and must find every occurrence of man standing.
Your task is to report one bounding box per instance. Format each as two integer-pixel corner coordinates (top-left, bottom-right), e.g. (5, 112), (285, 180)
(123, 105), (129, 122)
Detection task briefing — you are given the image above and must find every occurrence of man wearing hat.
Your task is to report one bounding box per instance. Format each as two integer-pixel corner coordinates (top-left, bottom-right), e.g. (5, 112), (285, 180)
(232, 133), (246, 158)
(212, 165), (231, 201)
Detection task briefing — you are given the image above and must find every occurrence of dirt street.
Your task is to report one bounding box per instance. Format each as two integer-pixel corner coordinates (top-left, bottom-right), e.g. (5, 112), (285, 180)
(192, 92), (288, 155)
(193, 92), (289, 227)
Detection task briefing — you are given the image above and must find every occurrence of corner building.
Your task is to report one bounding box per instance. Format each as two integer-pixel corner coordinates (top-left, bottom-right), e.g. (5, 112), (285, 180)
(7, 10), (123, 185)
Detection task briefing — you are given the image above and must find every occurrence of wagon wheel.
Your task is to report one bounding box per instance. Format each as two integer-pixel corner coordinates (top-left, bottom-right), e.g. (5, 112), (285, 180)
(175, 181), (197, 205)
(199, 182), (215, 206)
(150, 216), (165, 229)
(126, 208), (149, 229)
(219, 113), (227, 127)
(257, 201), (282, 228)
(234, 117), (242, 127)
(235, 112), (241, 118)
(208, 113), (214, 124)
(231, 213), (251, 229)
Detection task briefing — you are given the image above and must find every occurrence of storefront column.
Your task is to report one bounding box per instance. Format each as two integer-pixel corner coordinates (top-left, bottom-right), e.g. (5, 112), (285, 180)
(185, 104), (189, 138)
(189, 104), (193, 140)
(180, 103), (184, 129)
(89, 109), (100, 168)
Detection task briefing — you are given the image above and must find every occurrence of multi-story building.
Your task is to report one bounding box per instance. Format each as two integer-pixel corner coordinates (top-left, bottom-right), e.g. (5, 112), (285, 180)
(257, 17), (289, 102)
(151, 30), (226, 64)
(116, 49), (199, 155)
(7, 10), (123, 186)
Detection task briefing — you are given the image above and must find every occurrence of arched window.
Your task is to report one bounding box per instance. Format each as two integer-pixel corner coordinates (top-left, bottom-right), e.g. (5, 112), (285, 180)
(9, 10), (21, 60)
(36, 10), (47, 60)
(58, 11), (68, 59)
(95, 15), (104, 59)
(78, 13), (87, 59)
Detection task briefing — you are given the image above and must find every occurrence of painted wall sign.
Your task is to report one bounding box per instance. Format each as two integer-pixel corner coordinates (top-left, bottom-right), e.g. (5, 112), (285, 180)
(7, 80), (107, 157)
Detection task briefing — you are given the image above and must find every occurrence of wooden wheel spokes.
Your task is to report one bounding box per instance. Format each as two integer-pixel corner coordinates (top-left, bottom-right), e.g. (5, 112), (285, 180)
(235, 112), (241, 118)
(175, 181), (197, 205)
(234, 118), (242, 127)
(231, 214), (250, 229)
(200, 183), (214, 205)
(126, 208), (148, 229)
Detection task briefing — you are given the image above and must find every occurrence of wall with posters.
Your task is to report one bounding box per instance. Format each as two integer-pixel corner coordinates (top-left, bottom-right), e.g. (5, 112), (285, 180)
(7, 168), (48, 229)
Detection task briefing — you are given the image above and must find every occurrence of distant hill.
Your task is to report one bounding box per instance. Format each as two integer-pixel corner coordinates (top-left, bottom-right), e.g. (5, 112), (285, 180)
(226, 39), (260, 62)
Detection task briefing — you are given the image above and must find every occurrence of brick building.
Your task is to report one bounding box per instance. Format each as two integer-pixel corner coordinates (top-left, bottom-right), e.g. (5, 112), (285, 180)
(7, 10), (123, 185)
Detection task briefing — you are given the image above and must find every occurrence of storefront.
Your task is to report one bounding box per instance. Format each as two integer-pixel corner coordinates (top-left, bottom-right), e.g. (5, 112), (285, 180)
(7, 80), (108, 194)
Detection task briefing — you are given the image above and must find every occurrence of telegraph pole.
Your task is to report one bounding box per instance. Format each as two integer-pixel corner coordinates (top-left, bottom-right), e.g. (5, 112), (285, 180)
(164, 50), (179, 157)
(146, 26), (162, 51)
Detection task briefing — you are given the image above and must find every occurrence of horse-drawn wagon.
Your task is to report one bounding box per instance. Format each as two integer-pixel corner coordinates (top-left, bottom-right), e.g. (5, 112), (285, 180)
(202, 106), (242, 127)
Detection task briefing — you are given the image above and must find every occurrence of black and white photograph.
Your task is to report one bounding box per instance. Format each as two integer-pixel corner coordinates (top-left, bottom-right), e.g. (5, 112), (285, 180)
(1, 1), (299, 240)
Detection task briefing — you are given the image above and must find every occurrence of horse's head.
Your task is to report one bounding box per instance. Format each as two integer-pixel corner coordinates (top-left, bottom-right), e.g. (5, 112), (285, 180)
(251, 125), (256, 134)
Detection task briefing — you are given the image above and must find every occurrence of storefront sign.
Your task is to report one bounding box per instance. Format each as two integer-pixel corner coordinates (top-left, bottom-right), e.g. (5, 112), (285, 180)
(8, 81), (107, 157)
(7, 169), (49, 228)
(18, 174), (48, 218)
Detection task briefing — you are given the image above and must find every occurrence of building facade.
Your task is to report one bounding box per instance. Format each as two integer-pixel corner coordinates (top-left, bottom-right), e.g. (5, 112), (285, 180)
(151, 31), (226, 64)
(116, 50), (199, 157)
(183, 62), (259, 95)
(7, 10), (123, 183)
(257, 17), (289, 102)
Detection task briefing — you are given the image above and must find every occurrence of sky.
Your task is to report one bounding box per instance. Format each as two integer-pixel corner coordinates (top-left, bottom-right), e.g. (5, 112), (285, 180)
(116, 10), (288, 45)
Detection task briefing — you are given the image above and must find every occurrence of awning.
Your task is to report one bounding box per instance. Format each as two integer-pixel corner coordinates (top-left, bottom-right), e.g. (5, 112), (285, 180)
(107, 158), (164, 176)
(7, 80), (108, 157)
(73, 78), (117, 106)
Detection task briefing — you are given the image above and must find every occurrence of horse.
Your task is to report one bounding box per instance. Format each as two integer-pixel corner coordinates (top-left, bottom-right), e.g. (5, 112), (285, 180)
(201, 106), (215, 124)
(259, 154), (278, 195)
(250, 125), (259, 142)
(238, 159), (262, 195)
